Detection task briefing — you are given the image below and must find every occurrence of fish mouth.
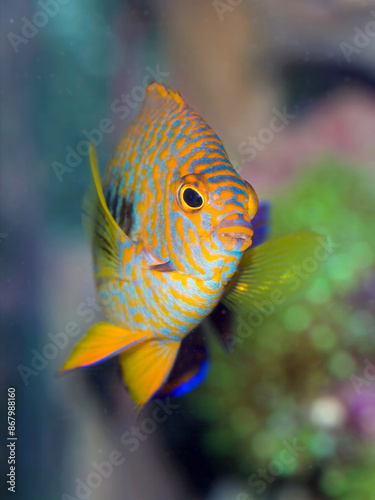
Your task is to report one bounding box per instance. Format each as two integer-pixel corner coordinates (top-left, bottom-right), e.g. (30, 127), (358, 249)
(215, 216), (253, 252)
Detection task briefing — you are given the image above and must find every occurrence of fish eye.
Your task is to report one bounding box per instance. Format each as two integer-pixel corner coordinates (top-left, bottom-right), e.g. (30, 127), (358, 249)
(245, 182), (258, 218)
(180, 186), (204, 210)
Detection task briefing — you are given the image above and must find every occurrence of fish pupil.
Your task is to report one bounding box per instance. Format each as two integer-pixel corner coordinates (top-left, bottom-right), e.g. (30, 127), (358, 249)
(183, 188), (203, 208)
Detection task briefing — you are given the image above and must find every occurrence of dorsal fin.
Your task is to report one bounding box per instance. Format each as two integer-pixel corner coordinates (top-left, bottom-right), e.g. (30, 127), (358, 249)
(146, 82), (184, 107)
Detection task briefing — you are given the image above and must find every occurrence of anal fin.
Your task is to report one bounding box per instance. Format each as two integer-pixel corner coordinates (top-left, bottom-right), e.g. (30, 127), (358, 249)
(120, 339), (181, 405)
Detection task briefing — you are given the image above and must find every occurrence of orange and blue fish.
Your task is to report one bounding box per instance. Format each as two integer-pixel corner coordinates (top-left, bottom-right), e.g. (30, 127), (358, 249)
(63, 83), (321, 405)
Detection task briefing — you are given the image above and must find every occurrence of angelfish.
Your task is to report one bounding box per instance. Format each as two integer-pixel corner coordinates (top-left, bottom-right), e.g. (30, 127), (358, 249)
(63, 83), (321, 405)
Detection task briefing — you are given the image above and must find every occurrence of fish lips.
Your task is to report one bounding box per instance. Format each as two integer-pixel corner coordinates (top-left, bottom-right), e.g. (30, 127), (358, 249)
(215, 216), (253, 252)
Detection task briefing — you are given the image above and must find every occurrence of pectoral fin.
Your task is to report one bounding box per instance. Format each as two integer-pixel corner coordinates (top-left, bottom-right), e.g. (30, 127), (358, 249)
(62, 322), (152, 371)
(82, 144), (134, 280)
(119, 339), (181, 405)
(223, 231), (326, 315)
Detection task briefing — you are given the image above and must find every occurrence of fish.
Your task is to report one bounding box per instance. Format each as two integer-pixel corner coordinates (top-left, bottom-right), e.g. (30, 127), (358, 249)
(62, 82), (323, 405)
